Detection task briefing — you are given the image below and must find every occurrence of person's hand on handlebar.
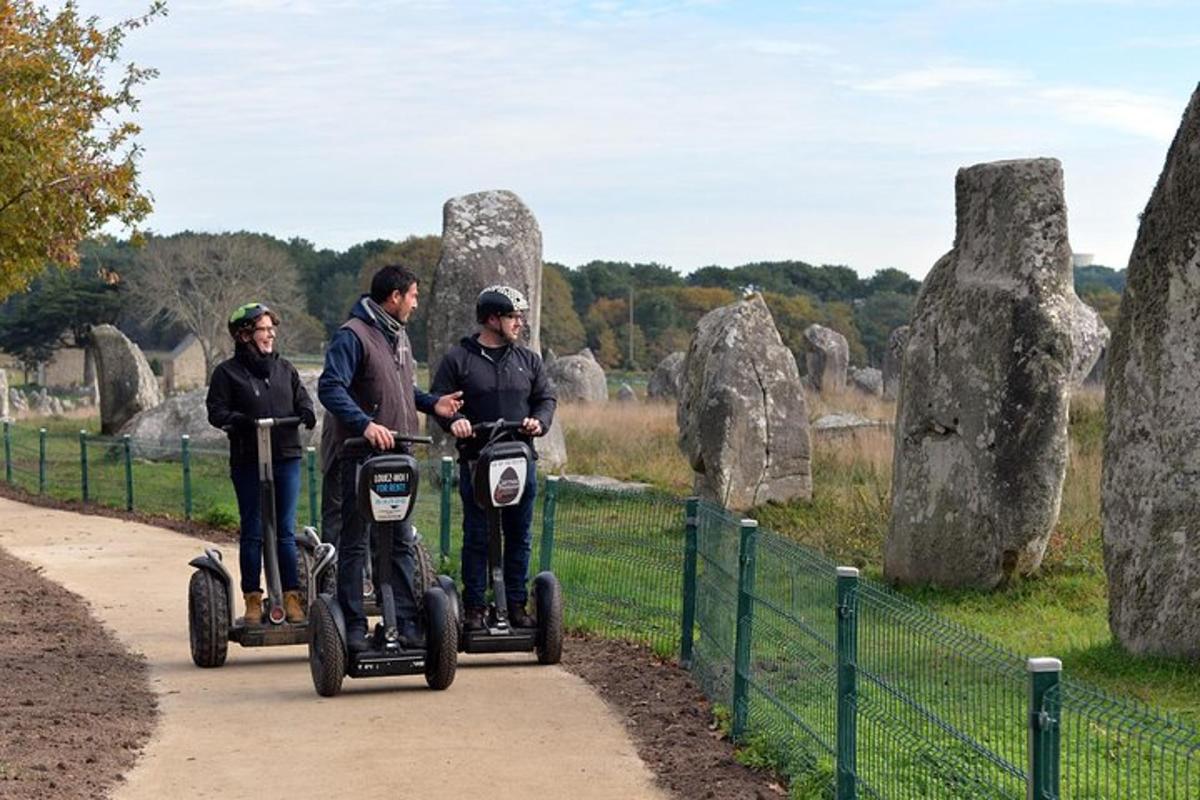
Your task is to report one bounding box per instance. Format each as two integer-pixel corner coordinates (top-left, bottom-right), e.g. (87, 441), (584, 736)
(362, 421), (394, 450)
(450, 418), (473, 439)
(520, 417), (543, 436)
(301, 408), (317, 430)
(434, 391), (464, 418)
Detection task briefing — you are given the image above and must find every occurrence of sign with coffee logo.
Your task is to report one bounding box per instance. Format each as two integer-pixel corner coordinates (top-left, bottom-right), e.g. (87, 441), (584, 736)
(488, 457), (527, 507)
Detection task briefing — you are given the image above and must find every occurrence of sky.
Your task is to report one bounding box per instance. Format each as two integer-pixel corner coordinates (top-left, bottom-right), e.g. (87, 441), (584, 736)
(95, 0), (1199, 278)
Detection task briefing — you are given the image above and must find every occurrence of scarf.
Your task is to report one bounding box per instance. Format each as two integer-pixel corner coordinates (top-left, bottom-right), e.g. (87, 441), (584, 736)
(360, 296), (403, 343)
(235, 342), (275, 379)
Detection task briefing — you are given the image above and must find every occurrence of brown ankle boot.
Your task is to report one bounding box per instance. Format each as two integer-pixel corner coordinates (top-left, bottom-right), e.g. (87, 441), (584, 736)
(243, 591), (263, 625)
(283, 590), (306, 623)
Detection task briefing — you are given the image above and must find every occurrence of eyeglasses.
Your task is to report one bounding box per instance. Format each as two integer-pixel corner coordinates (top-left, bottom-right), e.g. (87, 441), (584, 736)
(501, 312), (524, 321)
(253, 325), (277, 335)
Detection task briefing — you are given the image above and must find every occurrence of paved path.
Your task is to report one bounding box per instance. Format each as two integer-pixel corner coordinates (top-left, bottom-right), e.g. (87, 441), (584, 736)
(0, 498), (667, 799)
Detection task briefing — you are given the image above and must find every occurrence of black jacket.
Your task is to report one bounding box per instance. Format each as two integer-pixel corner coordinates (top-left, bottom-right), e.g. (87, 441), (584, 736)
(430, 335), (556, 462)
(206, 347), (316, 467)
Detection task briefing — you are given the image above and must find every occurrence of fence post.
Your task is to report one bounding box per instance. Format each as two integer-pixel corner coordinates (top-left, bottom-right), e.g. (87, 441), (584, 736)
(3, 420), (11, 484)
(680, 497), (700, 669)
(181, 435), (192, 520)
(1027, 657), (1062, 800)
(836, 566), (860, 800)
(306, 447), (318, 529)
(732, 518), (759, 741)
(79, 430), (89, 503)
(38, 427), (47, 494)
(123, 434), (133, 511)
(440, 456), (453, 564)
(540, 476), (560, 572)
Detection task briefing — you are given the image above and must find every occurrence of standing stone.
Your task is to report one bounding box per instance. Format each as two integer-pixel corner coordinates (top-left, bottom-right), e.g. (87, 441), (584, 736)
(849, 367), (883, 397)
(802, 324), (848, 393)
(0, 369), (7, 419)
(882, 326), (909, 400)
(1103, 85), (1200, 659)
(534, 423), (567, 472)
(678, 294), (811, 510)
(547, 349), (608, 403)
(425, 190), (564, 464)
(885, 158), (1074, 589)
(617, 383), (637, 403)
(647, 352), (685, 400)
(1067, 293), (1110, 388)
(427, 189), (543, 372)
(90, 324), (164, 434)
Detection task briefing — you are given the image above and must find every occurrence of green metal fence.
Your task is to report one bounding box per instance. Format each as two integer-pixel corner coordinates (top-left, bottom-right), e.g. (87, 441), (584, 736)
(2, 421), (1198, 799)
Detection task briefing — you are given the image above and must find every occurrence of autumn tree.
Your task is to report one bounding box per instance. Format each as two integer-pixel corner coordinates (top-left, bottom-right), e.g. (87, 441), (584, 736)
(358, 235), (441, 360)
(0, 1), (164, 299)
(542, 263), (586, 354)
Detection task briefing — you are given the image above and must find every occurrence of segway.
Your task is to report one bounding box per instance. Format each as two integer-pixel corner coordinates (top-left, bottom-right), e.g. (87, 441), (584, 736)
(308, 432), (457, 697)
(439, 420), (563, 664)
(187, 416), (332, 668)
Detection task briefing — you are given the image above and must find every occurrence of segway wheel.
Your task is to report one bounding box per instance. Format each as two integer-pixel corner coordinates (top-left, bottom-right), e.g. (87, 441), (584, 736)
(414, 538), (436, 605)
(309, 598), (345, 697)
(188, 569), (229, 668)
(534, 572), (563, 665)
(423, 587), (458, 690)
(297, 547), (316, 609)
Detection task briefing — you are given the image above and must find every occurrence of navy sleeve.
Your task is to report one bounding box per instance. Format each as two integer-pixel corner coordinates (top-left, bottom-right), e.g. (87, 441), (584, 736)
(318, 329), (371, 435)
(414, 387), (437, 415)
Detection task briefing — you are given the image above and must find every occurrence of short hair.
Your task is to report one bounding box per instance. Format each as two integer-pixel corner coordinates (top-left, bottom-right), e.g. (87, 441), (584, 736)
(369, 265), (419, 303)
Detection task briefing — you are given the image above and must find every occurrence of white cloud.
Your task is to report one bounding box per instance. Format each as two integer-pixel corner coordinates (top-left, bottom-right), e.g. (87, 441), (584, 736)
(737, 38), (837, 57)
(854, 65), (1028, 94)
(1038, 86), (1179, 141)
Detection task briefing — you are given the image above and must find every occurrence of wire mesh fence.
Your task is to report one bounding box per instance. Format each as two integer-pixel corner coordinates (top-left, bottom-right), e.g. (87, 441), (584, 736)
(2, 419), (1198, 799)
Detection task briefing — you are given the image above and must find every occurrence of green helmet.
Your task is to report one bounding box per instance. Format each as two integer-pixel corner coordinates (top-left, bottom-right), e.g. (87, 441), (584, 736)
(227, 303), (278, 338)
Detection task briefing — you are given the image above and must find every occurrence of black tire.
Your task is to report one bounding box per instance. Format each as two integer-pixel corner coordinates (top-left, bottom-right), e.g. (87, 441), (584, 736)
(534, 572), (563, 665)
(424, 588), (457, 690)
(188, 569), (229, 668)
(413, 538), (436, 615)
(309, 598), (345, 697)
(297, 546), (316, 610)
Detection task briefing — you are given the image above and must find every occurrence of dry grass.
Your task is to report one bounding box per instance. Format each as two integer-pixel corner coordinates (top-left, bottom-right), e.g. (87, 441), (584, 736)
(556, 400), (693, 491)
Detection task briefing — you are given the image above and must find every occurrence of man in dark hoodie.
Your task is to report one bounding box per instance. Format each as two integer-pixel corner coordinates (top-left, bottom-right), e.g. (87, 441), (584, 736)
(318, 265), (462, 652)
(431, 285), (556, 632)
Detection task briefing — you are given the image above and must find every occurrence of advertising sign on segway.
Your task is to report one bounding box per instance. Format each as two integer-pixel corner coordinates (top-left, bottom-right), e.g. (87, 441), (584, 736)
(488, 457), (527, 507)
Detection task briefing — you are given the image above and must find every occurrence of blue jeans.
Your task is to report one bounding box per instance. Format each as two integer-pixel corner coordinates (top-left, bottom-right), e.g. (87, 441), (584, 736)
(230, 458), (301, 594)
(459, 460), (537, 609)
(337, 455), (419, 633)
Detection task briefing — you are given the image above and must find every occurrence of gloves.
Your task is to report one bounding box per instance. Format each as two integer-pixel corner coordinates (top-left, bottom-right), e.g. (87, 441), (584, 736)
(227, 412), (255, 430)
(301, 408), (317, 430)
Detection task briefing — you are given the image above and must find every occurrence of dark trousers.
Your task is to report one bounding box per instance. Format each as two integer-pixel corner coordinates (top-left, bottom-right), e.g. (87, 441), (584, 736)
(230, 458), (301, 594)
(320, 457), (342, 547)
(459, 459), (537, 609)
(336, 456), (419, 632)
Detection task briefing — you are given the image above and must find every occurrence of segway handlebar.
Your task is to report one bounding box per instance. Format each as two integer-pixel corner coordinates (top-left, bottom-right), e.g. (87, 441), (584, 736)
(343, 431), (433, 452)
(221, 415), (302, 433)
(471, 419), (526, 437)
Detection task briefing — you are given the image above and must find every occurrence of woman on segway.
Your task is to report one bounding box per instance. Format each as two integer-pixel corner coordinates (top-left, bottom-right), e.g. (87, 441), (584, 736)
(206, 303), (317, 626)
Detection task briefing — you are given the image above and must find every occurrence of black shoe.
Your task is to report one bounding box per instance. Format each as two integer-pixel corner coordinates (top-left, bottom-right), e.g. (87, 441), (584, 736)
(507, 603), (534, 628)
(347, 627), (369, 654)
(399, 618), (425, 649)
(464, 606), (487, 631)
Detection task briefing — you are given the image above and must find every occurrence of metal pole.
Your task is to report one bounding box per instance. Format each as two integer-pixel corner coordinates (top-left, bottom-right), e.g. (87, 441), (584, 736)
(731, 518), (758, 741)
(680, 497), (699, 668)
(38, 427), (46, 494)
(181, 435), (192, 520)
(3, 420), (11, 485)
(539, 476), (560, 572)
(1027, 657), (1062, 800)
(627, 284), (634, 369)
(439, 456), (453, 564)
(306, 446), (318, 529)
(123, 434), (133, 511)
(79, 430), (89, 503)
(836, 566), (860, 800)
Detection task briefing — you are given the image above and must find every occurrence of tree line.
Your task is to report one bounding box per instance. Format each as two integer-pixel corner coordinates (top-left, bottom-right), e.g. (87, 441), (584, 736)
(0, 230), (1123, 380)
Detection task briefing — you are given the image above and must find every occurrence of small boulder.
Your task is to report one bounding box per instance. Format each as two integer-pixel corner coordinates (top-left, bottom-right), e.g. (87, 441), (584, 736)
(647, 352), (685, 400)
(547, 349), (608, 403)
(90, 324), (163, 434)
